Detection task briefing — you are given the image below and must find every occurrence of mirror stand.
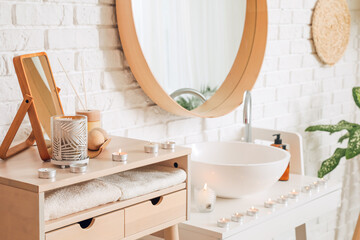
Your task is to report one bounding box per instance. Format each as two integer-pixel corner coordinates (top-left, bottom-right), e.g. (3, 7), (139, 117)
(0, 94), (39, 159)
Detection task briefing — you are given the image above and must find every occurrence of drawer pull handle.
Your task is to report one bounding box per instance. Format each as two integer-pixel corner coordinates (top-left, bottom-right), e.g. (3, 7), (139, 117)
(78, 218), (95, 229)
(150, 196), (163, 206)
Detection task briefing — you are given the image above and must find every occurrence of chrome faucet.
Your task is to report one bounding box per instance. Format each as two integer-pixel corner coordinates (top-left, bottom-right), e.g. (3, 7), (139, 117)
(170, 88), (207, 103)
(243, 90), (252, 143)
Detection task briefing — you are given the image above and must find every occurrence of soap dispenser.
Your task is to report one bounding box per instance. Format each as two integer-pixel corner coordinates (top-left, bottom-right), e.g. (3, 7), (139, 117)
(279, 145), (290, 181)
(271, 134), (282, 148)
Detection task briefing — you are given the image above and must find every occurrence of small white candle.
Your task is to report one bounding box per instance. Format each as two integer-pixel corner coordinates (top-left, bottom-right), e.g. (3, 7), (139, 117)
(318, 178), (327, 187)
(161, 141), (176, 150)
(311, 181), (320, 192)
(195, 183), (216, 212)
(112, 149), (128, 162)
(231, 212), (244, 223)
(246, 206), (259, 217)
(144, 142), (159, 153)
(277, 195), (288, 205)
(217, 218), (230, 228)
(302, 185), (312, 194)
(288, 189), (299, 199)
(264, 198), (276, 208)
(38, 168), (56, 179)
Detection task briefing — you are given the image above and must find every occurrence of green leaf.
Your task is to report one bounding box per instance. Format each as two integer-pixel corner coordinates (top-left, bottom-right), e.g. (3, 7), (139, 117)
(352, 87), (360, 109)
(305, 120), (358, 134)
(338, 133), (350, 143)
(318, 148), (346, 178)
(345, 127), (360, 159)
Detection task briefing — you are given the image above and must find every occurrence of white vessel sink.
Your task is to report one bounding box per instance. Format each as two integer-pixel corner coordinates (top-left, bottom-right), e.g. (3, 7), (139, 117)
(190, 142), (290, 198)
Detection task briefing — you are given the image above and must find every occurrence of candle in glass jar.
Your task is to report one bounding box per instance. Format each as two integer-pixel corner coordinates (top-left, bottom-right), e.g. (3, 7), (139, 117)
(195, 183), (216, 212)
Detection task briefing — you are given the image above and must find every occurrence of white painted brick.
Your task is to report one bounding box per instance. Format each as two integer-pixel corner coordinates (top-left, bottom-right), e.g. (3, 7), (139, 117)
(102, 108), (144, 130)
(276, 84), (301, 101)
(0, 3), (11, 25)
(0, 54), (14, 76)
(261, 57), (279, 72)
(46, 0), (97, 3)
(335, 63), (356, 76)
(303, 0), (317, 9)
(290, 68), (313, 83)
(0, 30), (44, 51)
(302, 54), (322, 68)
(48, 29), (99, 49)
(16, 4), (72, 26)
(279, 25), (303, 40)
(302, 25), (312, 39)
(76, 50), (123, 70)
(300, 81), (321, 96)
(185, 134), (205, 144)
(102, 69), (136, 90)
(75, 6), (115, 25)
(278, 55), (302, 70)
(267, 26), (279, 40)
(290, 40), (313, 54)
(47, 51), (75, 73)
(204, 112), (235, 130)
(219, 124), (242, 141)
(127, 124), (166, 140)
(265, 71), (290, 87)
(167, 118), (202, 137)
(314, 66), (334, 79)
(125, 88), (152, 107)
(266, 41), (290, 56)
(292, 10), (312, 24)
(251, 88), (277, 105)
(263, 101), (288, 118)
(280, 0), (303, 9)
(99, 28), (121, 48)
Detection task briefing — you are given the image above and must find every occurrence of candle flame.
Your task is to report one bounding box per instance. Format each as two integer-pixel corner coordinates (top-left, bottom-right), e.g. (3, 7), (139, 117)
(268, 198), (272, 201)
(118, 149), (122, 154)
(203, 183), (208, 190)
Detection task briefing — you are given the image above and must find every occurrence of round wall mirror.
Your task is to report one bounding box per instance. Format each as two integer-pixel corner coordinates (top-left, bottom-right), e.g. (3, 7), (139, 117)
(116, 0), (267, 118)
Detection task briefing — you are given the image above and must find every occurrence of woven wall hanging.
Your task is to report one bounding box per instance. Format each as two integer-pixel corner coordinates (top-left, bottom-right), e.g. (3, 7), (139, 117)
(312, 0), (351, 65)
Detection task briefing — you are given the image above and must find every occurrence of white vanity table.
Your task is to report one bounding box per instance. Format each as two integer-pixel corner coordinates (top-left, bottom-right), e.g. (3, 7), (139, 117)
(179, 174), (341, 240)
(0, 136), (191, 240)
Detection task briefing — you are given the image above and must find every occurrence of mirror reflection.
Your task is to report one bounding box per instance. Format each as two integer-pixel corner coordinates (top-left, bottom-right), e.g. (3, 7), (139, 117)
(22, 56), (63, 138)
(132, 0), (246, 110)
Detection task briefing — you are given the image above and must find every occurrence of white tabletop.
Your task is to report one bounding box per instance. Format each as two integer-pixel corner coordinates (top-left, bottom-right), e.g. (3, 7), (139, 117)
(180, 174), (342, 240)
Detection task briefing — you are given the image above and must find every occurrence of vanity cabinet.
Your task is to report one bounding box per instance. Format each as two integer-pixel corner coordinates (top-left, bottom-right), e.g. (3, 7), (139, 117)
(0, 136), (191, 240)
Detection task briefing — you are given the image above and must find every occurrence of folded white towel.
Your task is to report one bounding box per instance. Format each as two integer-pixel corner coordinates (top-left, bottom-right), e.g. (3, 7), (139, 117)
(45, 165), (187, 221)
(44, 179), (122, 221)
(100, 165), (187, 200)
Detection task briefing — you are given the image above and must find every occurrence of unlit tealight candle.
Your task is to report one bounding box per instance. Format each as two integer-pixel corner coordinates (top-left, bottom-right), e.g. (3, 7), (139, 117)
(144, 142), (159, 153)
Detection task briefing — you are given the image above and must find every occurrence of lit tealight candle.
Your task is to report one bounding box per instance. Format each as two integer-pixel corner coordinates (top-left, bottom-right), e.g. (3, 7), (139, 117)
(277, 195), (288, 205)
(217, 218), (230, 228)
(231, 212), (244, 223)
(161, 141), (176, 150)
(246, 206), (259, 217)
(195, 183), (216, 212)
(288, 189), (299, 199)
(112, 149), (128, 162)
(318, 178), (327, 187)
(301, 185), (312, 194)
(144, 142), (159, 153)
(311, 181), (320, 192)
(264, 198), (276, 208)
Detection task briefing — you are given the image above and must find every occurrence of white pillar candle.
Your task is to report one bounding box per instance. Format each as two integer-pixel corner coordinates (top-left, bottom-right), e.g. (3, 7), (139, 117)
(195, 183), (216, 212)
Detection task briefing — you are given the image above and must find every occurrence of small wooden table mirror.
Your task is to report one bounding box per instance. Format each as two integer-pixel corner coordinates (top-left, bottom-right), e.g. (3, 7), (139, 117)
(0, 52), (64, 160)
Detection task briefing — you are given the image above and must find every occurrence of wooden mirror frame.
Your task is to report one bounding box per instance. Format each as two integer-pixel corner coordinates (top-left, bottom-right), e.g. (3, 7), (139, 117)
(0, 52), (64, 160)
(116, 0), (267, 118)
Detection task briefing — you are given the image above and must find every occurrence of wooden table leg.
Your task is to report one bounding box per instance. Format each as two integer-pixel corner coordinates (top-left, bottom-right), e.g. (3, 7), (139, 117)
(353, 213), (360, 240)
(164, 224), (179, 240)
(295, 223), (307, 240)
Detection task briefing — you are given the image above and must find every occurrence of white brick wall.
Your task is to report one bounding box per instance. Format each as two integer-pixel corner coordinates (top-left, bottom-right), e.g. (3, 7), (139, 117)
(0, 0), (359, 239)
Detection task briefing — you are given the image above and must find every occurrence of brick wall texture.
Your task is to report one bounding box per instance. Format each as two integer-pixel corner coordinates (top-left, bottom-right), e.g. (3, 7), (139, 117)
(0, 0), (359, 239)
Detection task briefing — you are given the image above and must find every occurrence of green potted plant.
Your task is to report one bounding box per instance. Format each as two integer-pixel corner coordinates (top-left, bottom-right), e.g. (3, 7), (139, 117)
(305, 87), (360, 178)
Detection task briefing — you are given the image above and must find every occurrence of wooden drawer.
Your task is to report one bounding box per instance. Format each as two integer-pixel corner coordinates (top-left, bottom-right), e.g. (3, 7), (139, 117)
(46, 209), (124, 240)
(125, 190), (186, 237)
